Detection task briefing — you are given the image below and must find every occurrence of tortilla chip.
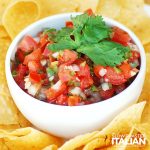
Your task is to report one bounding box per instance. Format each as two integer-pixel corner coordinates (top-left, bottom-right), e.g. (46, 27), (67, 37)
(2, 0), (40, 39)
(59, 131), (100, 150)
(0, 0), (11, 24)
(145, 0), (150, 4)
(42, 144), (58, 150)
(97, 0), (121, 19)
(138, 53), (150, 123)
(100, 102), (146, 135)
(0, 25), (9, 38)
(83, 136), (111, 150)
(135, 123), (150, 143)
(74, 0), (99, 12)
(0, 127), (62, 150)
(144, 43), (150, 52)
(37, 0), (78, 19)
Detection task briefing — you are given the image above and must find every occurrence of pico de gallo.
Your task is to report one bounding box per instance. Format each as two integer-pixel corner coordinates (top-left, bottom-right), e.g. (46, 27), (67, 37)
(11, 9), (140, 106)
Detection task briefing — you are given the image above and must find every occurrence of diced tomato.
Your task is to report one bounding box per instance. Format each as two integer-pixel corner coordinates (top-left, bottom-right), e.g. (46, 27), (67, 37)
(45, 82), (67, 101)
(66, 21), (73, 28)
(68, 96), (81, 106)
(28, 60), (42, 73)
(39, 34), (49, 50)
(100, 88), (115, 100)
(111, 27), (131, 46)
(58, 64), (76, 82)
(42, 47), (51, 57)
(119, 62), (131, 79)
(17, 64), (28, 77)
(15, 49), (25, 63)
(115, 84), (126, 94)
(14, 75), (25, 89)
(29, 72), (42, 83)
(94, 65), (105, 78)
(18, 35), (38, 52)
(129, 51), (140, 62)
(56, 94), (68, 105)
(23, 48), (42, 65)
(85, 8), (93, 16)
(58, 49), (78, 65)
(80, 76), (93, 89)
(104, 67), (126, 85)
(77, 63), (91, 77)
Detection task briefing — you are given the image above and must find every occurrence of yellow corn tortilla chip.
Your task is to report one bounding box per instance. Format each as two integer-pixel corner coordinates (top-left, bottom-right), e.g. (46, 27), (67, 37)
(59, 131), (100, 150)
(0, 0), (11, 24)
(74, 0), (99, 12)
(0, 37), (31, 127)
(144, 43), (150, 52)
(2, 0), (40, 39)
(0, 25), (9, 38)
(0, 127), (63, 150)
(42, 144), (58, 150)
(100, 102), (146, 135)
(145, 0), (150, 4)
(97, 0), (121, 19)
(135, 123), (150, 144)
(83, 136), (111, 150)
(37, 0), (78, 19)
(138, 53), (150, 123)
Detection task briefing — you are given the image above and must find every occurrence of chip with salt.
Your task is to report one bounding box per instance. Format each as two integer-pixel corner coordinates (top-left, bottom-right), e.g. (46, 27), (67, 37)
(0, 127), (63, 150)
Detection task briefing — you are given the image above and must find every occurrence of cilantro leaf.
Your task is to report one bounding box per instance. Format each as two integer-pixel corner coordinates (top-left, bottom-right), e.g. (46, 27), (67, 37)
(77, 41), (130, 67)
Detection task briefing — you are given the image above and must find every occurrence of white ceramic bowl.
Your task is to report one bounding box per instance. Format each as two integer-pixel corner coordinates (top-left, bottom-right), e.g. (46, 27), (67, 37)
(5, 13), (146, 139)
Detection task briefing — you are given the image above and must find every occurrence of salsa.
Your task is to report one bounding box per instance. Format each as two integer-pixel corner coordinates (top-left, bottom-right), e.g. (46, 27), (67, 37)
(11, 9), (140, 106)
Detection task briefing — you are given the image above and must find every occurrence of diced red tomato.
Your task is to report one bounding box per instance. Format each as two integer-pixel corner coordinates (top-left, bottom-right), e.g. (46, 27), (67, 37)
(15, 49), (25, 63)
(111, 27), (131, 46)
(29, 72), (42, 83)
(45, 82), (67, 101)
(77, 63), (91, 77)
(18, 35), (38, 52)
(28, 60), (42, 73)
(56, 94), (68, 105)
(129, 51), (140, 62)
(104, 67), (126, 85)
(115, 84), (126, 94)
(17, 64), (28, 77)
(58, 49), (78, 65)
(42, 47), (51, 57)
(94, 65), (105, 78)
(85, 8), (93, 16)
(66, 21), (73, 28)
(80, 76), (93, 89)
(58, 64), (76, 82)
(68, 96), (81, 106)
(39, 34), (49, 50)
(23, 48), (42, 65)
(119, 62), (131, 79)
(100, 88), (115, 100)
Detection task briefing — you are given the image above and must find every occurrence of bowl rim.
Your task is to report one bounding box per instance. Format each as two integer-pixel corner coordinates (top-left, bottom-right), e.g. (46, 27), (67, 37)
(5, 12), (146, 110)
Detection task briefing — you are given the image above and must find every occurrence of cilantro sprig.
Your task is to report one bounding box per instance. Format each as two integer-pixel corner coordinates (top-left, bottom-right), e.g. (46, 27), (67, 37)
(47, 13), (130, 67)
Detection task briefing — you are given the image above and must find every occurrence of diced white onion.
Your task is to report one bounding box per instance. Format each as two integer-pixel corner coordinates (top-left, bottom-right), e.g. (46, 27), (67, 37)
(33, 37), (40, 42)
(101, 82), (110, 91)
(128, 43), (139, 51)
(70, 87), (86, 99)
(49, 76), (54, 81)
(76, 77), (80, 81)
(40, 59), (47, 66)
(28, 84), (41, 96)
(99, 68), (107, 77)
(104, 78), (109, 82)
(72, 64), (80, 71)
(52, 80), (62, 90)
(130, 71), (137, 77)
(52, 52), (59, 58)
